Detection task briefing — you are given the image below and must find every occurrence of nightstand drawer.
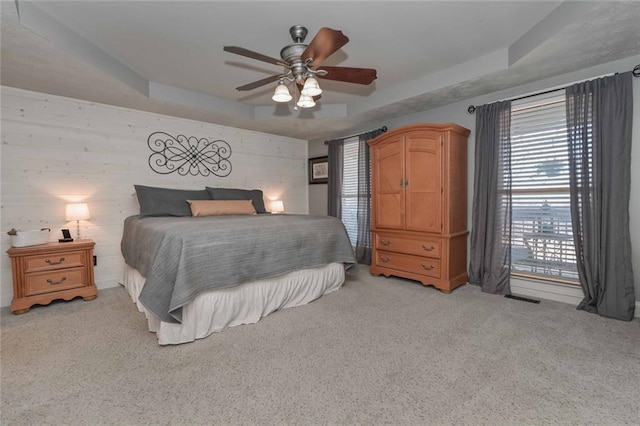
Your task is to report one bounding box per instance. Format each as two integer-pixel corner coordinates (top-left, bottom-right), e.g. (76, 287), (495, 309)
(376, 233), (442, 259)
(24, 251), (85, 273)
(25, 268), (86, 296)
(375, 250), (441, 279)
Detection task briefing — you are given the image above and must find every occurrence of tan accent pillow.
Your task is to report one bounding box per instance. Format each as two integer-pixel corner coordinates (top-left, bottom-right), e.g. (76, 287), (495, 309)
(187, 200), (256, 217)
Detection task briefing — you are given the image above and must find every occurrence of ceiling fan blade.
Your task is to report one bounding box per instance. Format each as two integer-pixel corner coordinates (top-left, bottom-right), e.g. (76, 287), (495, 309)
(236, 74), (284, 91)
(224, 46), (290, 68)
(316, 66), (377, 85)
(301, 28), (349, 68)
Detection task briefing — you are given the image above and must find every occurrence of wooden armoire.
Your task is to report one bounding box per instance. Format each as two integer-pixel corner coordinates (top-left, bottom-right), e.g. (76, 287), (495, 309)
(368, 123), (470, 293)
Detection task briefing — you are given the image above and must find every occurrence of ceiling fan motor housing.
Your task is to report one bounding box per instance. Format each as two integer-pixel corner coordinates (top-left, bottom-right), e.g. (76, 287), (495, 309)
(280, 44), (307, 66)
(281, 27), (310, 82)
(280, 45), (309, 82)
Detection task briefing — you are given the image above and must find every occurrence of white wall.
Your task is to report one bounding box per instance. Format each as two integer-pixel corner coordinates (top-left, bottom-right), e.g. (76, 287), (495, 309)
(0, 86), (308, 307)
(309, 54), (640, 306)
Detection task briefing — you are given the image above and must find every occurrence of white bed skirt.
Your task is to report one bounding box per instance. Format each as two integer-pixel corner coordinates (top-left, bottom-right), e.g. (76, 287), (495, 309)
(120, 263), (345, 345)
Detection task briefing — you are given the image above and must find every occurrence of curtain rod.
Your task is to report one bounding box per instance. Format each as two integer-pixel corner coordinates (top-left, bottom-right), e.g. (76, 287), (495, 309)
(467, 63), (640, 114)
(324, 126), (387, 145)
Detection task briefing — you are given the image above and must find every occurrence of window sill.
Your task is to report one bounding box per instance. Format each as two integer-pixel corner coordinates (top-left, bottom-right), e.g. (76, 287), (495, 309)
(511, 271), (579, 287)
(509, 273), (583, 306)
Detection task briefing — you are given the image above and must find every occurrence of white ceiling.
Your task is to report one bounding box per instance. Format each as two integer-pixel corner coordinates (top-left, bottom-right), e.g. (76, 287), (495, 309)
(2, 1), (640, 141)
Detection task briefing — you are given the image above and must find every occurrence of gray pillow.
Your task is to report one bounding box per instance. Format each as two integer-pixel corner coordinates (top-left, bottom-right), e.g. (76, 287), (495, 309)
(135, 185), (210, 217)
(205, 187), (267, 214)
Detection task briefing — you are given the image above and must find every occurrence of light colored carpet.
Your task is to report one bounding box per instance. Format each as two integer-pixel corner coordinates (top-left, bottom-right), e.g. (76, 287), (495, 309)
(1, 267), (639, 425)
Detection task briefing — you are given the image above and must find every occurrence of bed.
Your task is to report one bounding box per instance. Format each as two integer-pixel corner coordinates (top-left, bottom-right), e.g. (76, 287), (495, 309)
(120, 202), (356, 345)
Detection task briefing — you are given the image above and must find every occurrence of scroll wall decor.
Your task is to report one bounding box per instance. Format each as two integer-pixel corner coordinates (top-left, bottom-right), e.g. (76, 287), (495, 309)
(147, 132), (232, 177)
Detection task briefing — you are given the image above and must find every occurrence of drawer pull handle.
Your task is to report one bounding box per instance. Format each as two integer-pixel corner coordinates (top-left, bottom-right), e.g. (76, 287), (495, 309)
(46, 276), (67, 285)
(380, 239), (391, 246)
(45, 257), (65, 265)
(421, 244), (435, 252)
(421, 263), (435, 271)
(380, 256), (391, 263)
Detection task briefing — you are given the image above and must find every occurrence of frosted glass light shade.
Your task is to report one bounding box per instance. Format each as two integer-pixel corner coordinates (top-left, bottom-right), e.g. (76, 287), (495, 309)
(269, 200), (284, 214)
(65, 203), (91, 221)
(301, 77), (322, 96)
(296, 94), (316, 108)
(272, 83), (292, 102)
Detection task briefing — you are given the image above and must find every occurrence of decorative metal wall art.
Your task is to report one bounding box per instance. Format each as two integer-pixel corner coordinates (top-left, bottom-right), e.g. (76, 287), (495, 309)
(147, 132), (232, 177)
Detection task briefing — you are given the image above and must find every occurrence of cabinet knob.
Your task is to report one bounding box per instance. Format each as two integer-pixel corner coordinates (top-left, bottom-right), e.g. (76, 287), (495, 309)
(421, 263), (435, 271)
(380, 256), (391, 263)
(421, 244), (435, 252)
(380, 239), (391, 246)
(45, 257), (65, 265)
(46, 276), (67, 285)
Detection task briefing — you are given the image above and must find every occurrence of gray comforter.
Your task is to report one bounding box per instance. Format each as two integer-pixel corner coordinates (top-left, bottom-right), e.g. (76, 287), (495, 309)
(121, 214), (356, 323)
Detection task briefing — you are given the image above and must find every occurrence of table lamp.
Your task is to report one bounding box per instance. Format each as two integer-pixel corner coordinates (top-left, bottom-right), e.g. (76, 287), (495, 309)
(269, 200), (284, 214)
(65, 203), (91, 239)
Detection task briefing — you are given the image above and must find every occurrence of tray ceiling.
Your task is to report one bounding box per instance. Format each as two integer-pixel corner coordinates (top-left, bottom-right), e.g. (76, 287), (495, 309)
(2, 1), (640, 140)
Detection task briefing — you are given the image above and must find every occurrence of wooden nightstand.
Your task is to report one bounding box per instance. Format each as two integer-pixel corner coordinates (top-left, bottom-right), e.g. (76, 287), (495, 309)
(7, 239), (97, 314)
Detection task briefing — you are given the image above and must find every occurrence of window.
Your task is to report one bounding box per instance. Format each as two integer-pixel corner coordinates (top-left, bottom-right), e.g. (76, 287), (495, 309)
(340, 137), (359, 245)
(510, 91), (579, 282)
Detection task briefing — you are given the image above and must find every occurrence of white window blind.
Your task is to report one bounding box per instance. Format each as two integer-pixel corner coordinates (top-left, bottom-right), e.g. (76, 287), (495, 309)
(510, 91), (579, 281)
(340, 137), (359, 245)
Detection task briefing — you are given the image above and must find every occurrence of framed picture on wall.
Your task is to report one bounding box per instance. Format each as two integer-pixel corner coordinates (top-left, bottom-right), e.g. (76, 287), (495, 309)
(308, 156), (329, 184)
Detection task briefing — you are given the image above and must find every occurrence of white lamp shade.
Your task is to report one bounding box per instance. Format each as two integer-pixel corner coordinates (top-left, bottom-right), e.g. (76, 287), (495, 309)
(65, 203), (91, 221)
(272, 83), (292, 102)
(301, 77), (322, 96)
(269, 200), (284, 213)
(296, 94), (316, 108)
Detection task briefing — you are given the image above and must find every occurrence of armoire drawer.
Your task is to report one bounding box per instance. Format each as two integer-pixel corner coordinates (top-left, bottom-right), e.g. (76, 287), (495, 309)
(375, 250), (441, 279)
(375, 234), (442, 259)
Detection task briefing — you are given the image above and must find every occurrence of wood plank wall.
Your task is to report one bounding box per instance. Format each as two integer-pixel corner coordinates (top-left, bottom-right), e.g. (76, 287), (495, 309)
(0, 86), (308, 307)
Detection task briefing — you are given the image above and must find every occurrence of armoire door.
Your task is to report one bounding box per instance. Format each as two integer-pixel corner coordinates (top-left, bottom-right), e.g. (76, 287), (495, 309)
(405, 131), (442, 233)
(373, 135), (404, 230)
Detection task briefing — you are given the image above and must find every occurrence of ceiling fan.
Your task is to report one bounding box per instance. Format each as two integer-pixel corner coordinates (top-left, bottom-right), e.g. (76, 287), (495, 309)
(223, 25), (377, 108)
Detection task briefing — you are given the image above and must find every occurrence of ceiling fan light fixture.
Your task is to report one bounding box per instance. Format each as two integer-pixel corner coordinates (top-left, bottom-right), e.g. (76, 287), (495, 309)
(301, 77), (322, 96)
(296, 94), (316, 108)
(272, 82), (292, 102)
(224, 25), (377, 111)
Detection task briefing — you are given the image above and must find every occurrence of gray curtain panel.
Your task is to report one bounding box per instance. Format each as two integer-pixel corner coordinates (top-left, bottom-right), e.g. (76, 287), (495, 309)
(355, 134), (371, 264)
(327, 129), (384, 265)
(468, 100), (513, 294)
(354, 129), (385, 265)
(566, 71), (635, 321)
(327, 140), (343, 218)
